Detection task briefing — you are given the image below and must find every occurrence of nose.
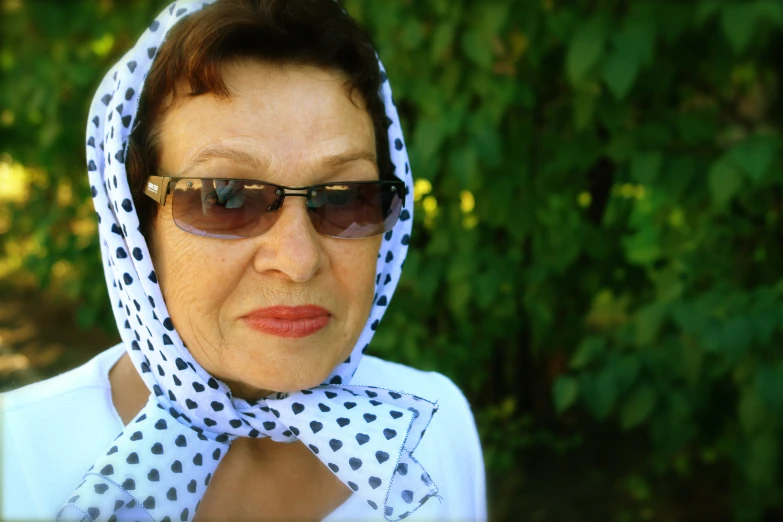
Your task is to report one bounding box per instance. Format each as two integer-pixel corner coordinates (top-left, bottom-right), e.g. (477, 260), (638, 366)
(251, 196), (326, 283)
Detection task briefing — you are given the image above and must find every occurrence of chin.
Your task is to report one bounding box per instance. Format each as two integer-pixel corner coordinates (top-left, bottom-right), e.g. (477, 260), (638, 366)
(226, 340), (346, 397)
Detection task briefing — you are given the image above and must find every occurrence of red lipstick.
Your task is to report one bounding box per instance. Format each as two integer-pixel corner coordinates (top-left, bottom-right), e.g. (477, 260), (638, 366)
(243, 305), (330, 338)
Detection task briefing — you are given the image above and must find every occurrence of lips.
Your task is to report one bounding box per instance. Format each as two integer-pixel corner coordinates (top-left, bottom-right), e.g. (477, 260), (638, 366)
(243, 305), (330, 338)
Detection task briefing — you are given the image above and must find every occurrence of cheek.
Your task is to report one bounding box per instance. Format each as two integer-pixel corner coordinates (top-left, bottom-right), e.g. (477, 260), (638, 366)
(329, 236), (381, 315)
(150, 214), (243, 318)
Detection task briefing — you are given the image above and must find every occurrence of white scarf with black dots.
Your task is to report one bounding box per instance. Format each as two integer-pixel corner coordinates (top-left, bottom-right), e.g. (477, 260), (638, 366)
(58, 2), (438, 521)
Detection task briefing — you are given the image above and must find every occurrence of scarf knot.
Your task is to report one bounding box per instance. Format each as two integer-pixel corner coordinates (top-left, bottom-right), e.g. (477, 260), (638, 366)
(59, 386), (438, 521)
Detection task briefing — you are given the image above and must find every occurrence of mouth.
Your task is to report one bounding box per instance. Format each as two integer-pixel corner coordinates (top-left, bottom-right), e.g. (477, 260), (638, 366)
(242, 305), (331, 338)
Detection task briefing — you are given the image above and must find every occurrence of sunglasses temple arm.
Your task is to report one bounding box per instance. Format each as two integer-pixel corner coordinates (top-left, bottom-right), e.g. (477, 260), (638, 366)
(144, 175), (171, 206)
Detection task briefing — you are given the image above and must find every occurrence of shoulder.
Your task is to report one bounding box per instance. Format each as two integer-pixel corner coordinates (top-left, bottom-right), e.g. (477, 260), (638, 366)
(0, 343), (125, 414)
(0, 345), (127, 520)
(353, 356), (475, 431)
(354, 356), (467, 404)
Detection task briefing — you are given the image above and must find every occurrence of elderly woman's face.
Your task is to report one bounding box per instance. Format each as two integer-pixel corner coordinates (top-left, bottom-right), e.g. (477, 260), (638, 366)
(150, 60), (382, 399)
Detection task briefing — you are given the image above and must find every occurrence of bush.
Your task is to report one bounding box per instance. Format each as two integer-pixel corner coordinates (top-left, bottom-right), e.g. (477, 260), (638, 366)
(1, 0), (782, 519)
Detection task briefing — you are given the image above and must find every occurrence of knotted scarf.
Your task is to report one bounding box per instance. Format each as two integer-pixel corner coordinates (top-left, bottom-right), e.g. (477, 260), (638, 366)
(58, 1), (437, 520)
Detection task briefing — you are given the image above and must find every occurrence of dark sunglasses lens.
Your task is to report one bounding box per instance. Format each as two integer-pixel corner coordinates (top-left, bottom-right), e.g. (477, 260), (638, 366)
(171, 179), (279, 238)
(309, 183), (403, 238)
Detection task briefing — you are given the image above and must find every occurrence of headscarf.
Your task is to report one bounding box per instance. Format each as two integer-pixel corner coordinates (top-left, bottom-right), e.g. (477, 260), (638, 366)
(58, 1), (438, 520)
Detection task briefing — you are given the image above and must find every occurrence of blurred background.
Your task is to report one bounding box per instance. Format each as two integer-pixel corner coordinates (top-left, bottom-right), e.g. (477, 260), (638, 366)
(1, 0), (782, 520)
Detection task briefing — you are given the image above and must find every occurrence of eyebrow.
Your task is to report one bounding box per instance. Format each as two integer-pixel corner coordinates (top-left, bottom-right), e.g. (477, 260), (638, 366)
(179, 146), (261, 177)
(178, 145), (377, 177)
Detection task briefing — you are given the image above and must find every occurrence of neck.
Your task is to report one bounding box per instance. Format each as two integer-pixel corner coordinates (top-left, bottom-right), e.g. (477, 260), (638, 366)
(108, 352), (284, 457)
(109, 351), (150, 425)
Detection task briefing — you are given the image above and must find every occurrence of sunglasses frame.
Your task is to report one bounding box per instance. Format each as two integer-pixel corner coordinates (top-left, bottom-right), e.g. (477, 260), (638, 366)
(142, 174), (406, 238)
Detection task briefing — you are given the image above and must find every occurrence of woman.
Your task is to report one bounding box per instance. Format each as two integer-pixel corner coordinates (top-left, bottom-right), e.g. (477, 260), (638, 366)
(0, 1), (486, 520)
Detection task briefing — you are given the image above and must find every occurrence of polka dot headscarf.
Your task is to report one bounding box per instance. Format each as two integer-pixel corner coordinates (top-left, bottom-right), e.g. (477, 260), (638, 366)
(57, 1), (439, 521)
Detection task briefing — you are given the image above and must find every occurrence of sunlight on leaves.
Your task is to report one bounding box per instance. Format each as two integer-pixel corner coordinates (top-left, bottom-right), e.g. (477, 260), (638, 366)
(90, 34), (115, 57)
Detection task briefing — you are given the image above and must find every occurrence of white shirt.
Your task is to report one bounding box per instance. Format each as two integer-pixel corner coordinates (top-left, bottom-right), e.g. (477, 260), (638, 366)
(0, 344), (486, 520)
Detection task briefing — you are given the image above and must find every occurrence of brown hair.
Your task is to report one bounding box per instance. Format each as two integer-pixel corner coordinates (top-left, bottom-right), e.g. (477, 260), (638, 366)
(126, 0), (392, 238)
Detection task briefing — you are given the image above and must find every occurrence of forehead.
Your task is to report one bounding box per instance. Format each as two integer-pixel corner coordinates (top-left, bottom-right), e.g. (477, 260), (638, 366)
(157, 60), (376, 180)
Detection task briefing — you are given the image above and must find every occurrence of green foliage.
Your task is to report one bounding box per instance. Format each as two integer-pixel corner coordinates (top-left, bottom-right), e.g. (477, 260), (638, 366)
(2, 0), (783, 519)
(0, 0), (164, 325)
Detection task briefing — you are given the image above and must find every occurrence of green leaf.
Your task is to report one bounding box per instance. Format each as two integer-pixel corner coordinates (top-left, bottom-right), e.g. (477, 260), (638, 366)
(412, 117), (446, 167)
(728, 135), (780, 182)
(613, 356), (641, 394)
(621, 15), (656, 66)
(750, 289), (780, 345)
(679, 339), (704, 387)
(695, 0), (722, 25)
(755, 362), (783, 410)
(430, 21), (456, 62)
(553, 376), (580, 414)
(400, 18), (425, 50)
(566, 17), (607, 84)
(448, 147), (479, 188)
(721, 315), (752, 357)
(570, 336), (606, 369)
(469, 113), (502, 167)
(622, 220), (661, 266)
(474, 270), (501, 310)
(745, 432), (778, 487)
(708, 156), (743, 207)
(605, 133), (635, 162)
(634, 302), (669, 346)
(582, 369), (618, 420)
(630, 152), (662, 185)
(573, 89), (597, 130)
(477, 2), (509, 36)
(461, 27), (493, 68)
(755, 1), (783, 25)
(447, 279), (472, 317)
(75, 303), (98, 329)
(721, 3), (757, 54)
(601, 43), (639, 100)
(620, 384), (657, 430)
(651, 265), (684, 303)
(739, 387), (766, 434)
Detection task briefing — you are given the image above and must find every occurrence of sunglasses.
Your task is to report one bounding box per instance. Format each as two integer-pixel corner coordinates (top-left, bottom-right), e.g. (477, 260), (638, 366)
(143, 175), (406, 239)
